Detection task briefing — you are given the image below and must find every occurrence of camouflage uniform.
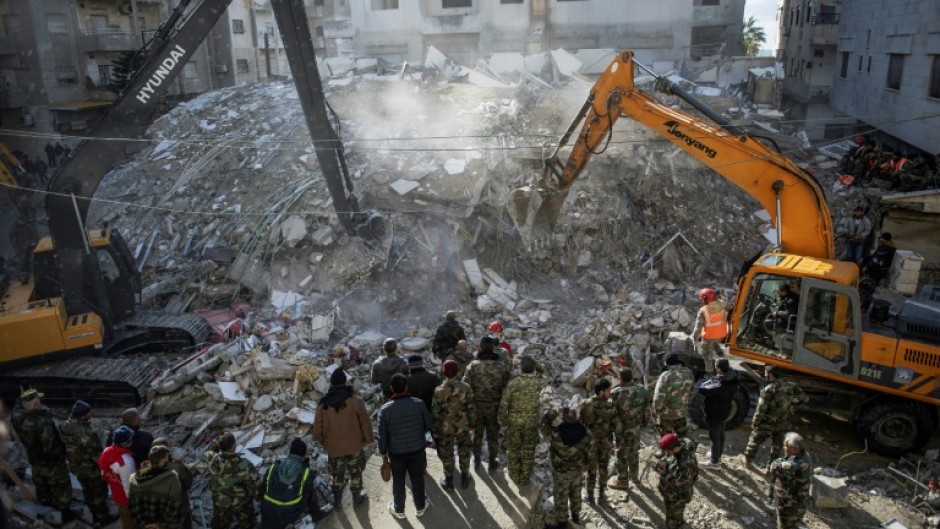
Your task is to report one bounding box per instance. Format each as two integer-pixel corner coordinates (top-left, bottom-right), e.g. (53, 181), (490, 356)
(446, 347), (476, 379)
(743, 380), (808, 463)
(328, 452), (365, 493)
(433, 320), (466, 361)
(653, 364), (695, 437)
(769, 451), (813, 529)
(542, 410), (592, 526)
(655, 439), (699, 529)
(464, 356), (511, 462)
(11, 408), (71, 510)
(498, 373), (546, 486)
(205, 443), (261, 529)
(612, 381), (649, 483)
(59, 418), (110, 523)
(432, 378), (477, 477)
(579, 394), (617, 496)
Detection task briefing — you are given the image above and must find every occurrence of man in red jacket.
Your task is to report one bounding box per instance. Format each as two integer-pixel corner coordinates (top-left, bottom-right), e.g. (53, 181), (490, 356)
(99, 425), (137, 529)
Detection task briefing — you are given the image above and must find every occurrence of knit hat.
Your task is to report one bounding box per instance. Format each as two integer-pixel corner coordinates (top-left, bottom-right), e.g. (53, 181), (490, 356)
(113, 425), (135, 446)
(71, 400), (92, 418)
(442, 360), (459, 379)
(330, 368), (347, 386)
(659, 433), (679, 451)
(289, 438), (307, 457)
(407, 355), (424, 368)
(19, 389), (43, 404)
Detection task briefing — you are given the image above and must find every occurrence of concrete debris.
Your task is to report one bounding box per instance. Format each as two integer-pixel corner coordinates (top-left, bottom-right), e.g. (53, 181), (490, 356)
(813, 474), (851, 509)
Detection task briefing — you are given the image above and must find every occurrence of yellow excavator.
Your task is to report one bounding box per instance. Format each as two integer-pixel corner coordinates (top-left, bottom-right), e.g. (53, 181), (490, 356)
(509, 51), (940, 456)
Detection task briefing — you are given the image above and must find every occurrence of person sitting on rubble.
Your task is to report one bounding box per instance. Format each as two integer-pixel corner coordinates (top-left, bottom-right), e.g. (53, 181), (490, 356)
(840, 135), (867, 174)
(260, 438), (333, 528)
(860, 232), (896, 286)
(898, 153), (931, 192)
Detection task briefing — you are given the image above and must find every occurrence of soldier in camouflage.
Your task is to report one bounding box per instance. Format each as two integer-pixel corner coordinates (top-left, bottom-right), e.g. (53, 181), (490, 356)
(579, 378), (616, 504)
(654, 433), (699, 529)
(59, 400), (111, 526)
(447, 339), (475, 379)
(498, 356), (545, 487)
(769, 432), (813, 529)
(464, 336), (511, 470)
(743, 365), (808, 466)
(542, 408), (591, 529)
(11, 390), (73, 518)
(432, 360), (477, 491)
(609, 368), (649, 490)
(206, 432), (261, 529)
(432, 310), (467, 362)
(653, 354), (695, 437)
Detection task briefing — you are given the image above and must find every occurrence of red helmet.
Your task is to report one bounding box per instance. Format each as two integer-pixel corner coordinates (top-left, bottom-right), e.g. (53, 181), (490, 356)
(698, 288), (717, 304)
(488, 321), (504, 334)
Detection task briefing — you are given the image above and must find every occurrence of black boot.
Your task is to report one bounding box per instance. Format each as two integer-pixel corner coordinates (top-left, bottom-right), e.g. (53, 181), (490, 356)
(461, 472), (471, 489)
(332, 485), (343, 507)
(489, 457), (499, 471)
(474, 454), (482, 469)
(585, 489), (595, 505)
(571, 510), (581, 524)
(598, 487), (607, 504)
(440, 476), (455, 492)
(352, 490), (368, 508)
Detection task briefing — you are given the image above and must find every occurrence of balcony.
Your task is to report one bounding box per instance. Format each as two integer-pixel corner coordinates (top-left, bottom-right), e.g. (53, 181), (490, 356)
(77, 30), (141, 52)
(0, 86), (29, 109)
(811, 13), (840, 25)
(811, 23), (839, 46)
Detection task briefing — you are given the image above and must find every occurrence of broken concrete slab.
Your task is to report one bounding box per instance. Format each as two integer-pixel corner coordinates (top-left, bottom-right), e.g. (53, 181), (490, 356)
(462, 259), (486, 293)
(390, 179), (420, 195)
(281, 215), (308, 248)
(812, 474), (851, 508)
(401, 337), (429, 351)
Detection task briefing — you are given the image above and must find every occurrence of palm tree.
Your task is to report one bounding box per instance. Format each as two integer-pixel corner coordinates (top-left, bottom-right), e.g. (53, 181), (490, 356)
(742, 16), (767, 56)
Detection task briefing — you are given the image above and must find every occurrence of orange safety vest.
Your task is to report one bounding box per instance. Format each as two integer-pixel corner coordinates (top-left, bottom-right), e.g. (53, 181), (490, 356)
(700, 306), (728, 340)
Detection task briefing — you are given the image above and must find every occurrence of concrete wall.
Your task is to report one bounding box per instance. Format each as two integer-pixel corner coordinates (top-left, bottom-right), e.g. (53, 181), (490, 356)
(829, 0), (940, 153)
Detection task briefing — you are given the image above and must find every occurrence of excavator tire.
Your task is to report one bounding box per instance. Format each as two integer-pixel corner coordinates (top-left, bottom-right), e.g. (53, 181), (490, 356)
(689, 385), (751, 431)
(856, 398), (935, 456)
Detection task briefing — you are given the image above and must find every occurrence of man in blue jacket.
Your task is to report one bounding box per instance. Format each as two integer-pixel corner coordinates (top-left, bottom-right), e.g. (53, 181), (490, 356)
(379, 374), (433, 519)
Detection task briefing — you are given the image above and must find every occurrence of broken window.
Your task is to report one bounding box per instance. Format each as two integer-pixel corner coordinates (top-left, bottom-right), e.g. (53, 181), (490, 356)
(371, 0), (399, 9)
(236, 59), (249, 74)
(930, 56), (940, 99)
(690, 25), (724, 56)
(886, 54), (903, 90)
(442, 0), (472, 6)
(232, 19), (245, 34)
(839, 52), (848, 78)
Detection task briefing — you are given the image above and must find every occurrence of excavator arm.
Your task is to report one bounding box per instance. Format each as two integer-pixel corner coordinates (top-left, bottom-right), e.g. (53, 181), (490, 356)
(509, 51), (834, 260)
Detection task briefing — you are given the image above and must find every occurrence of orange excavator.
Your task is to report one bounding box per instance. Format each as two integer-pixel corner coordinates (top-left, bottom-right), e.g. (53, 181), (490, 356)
(509, 51), (940, 456)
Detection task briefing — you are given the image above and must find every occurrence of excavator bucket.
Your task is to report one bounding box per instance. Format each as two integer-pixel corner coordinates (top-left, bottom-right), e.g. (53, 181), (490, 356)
(507, 184), (571, 242)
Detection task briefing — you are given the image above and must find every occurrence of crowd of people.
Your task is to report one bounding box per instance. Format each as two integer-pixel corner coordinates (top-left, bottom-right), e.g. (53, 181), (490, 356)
(839, 135), (940, 192)
(1, 309), (815, 529)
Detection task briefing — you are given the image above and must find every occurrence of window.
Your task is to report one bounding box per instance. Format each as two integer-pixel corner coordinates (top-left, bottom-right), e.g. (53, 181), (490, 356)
(867, 56), (871, 72)
(813, 49), (824, 58)
(799, 286), (856, 365)
(737, 273), (802, 354)
(690, 25), (725, 54)
(371, 0), (399, 8)
(236, 59), (249, 74)
(55, 65), (77, 85)
(886, 54), (904, 90)
(857, 55), (862, 72)
(930, 56), (940, 99)
(46, 13), (67, 34)
(839, 52), (849, 78)
(500, 0), (524, 3)
(183, 61), (199, 80)
(442, 0), (472, 6)
(232, 19), (245, 34)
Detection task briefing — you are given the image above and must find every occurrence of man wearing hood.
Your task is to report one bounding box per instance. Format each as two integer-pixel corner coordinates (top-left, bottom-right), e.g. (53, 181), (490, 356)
(129, 445), (183, 529)
(433, 310), (466, 361)
(542, 407), (591, 529)
(261, 439), (333, 527)
(313, 369), (374, 509)
(698, 358), (740, 468)
(464, 336), (511, 470)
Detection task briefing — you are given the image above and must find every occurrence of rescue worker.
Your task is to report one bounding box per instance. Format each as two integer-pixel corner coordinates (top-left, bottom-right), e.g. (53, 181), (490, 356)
(654, 433), (699, 529)
(742, 365), (808, 467)
(464, 336), (512, 470)
(99, 425), (137, 529)
(609, 367), (649, 490)
(487, 320), (514, 359)
(698, 358), (740, 468)
(313, 368), (374, 509)
(371, 338), (408, 400)
(260, 439), (333, 528)
(432, 360), (477, 491)
(447, 339), (475, 379)
(770, 433), (813, 529)
(772, 283), (800, 351)
(205, 432), (261, 529)
(652, 354), (695, 437)
(59, 400), (111, 526)
(128, 445), (183, 529)
(498, 356), (546, 487)
(432, 310), (467, 362)
(151, 438), (193, 529)
(579, 378), (616, 504)
(11, 389), (73, 521)
(691, 288), (728, 374)
(542, 408), (591, 529)
(106, 408), (154, 467)
(835, 206), (872, 264)
(405, 354), (441, 414)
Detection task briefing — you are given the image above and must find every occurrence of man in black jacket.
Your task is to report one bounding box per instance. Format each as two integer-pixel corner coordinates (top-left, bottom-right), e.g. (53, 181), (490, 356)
(378, 374), (433, 519)
(406, 355), (441, 414)
(261, 439), (333, 528)
(106, 408), (154, 467)
(698, 358), (739, 468)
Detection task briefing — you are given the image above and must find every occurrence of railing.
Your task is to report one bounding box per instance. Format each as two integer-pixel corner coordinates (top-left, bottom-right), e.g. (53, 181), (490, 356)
(811, 13), (839, 25)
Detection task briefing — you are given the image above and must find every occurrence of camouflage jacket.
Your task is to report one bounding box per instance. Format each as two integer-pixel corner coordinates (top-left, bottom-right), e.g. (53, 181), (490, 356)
(498, 373), (545, 428)
(612, 382), (650, 435)
(655, 439), (699, 500)
(579, 395), (618, 442)
(129, 466), (183, 529)
(432, 379), (477, 437)
(653, 365), (695, 420)
(59, 418), (103, 475)
(770, 451), (813, 509)
(205, 443), (261, 508)
(447, 348), (475, 376)
(11, 407), (66, 467)
(463, 356), (511, 405)
(541, 411), (592, 473)
(752, 379), (808, 429)
(433, 321), (466, 357)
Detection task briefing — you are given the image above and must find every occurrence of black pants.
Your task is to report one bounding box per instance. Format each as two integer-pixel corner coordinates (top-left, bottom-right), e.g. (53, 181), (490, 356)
(390, 450), (427, 512)
(707, 421), (725, 464)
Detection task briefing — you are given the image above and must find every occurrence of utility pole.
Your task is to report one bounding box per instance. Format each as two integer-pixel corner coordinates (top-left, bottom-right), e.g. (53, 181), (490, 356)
(264, 32), (272, 78)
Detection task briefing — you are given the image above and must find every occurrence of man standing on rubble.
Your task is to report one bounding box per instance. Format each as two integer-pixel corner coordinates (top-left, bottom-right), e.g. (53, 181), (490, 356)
(769, 432), (813, 529)
(59, 400), (112, 527)
(372, 338), (408, 400)
(447, 339), (474, 378)
(379, 374), (434, 519)
(99, 425), (137, 529)
(836, 205), (872, 263)
(206, 432), (261, 529)
(128, 445), (183, 529)
(151, 438), (193, 529)
(260, 439), (333, 527)
(107, 408), (154, 467)
(654, 433), (699, 529)
(698, 358), (740, 468)
(742, 365), (808, 468)
(498, 356), (545, 488)
(542, 407), (591, 529)
(487, 321), (514, 360)
(11, 389), (73, 522)
(433, 310), (466, 362)
(313, 368), (374, 509)
(609, 367), (649, 491)
(465, 336), (512, 471)
(406, 355), (441, 414)
(692, 288), (728, 375)
(579, 378), (616, 504)
(653, 354), (695, 437)
(433, 360), (476, 491)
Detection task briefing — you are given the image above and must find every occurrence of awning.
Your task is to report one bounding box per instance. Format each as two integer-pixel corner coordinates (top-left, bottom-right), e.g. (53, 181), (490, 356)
(49, 101), (112, 112)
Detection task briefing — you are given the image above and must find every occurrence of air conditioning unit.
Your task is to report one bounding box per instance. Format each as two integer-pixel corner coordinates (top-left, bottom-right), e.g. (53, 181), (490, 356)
(215, 64), (229, 74)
